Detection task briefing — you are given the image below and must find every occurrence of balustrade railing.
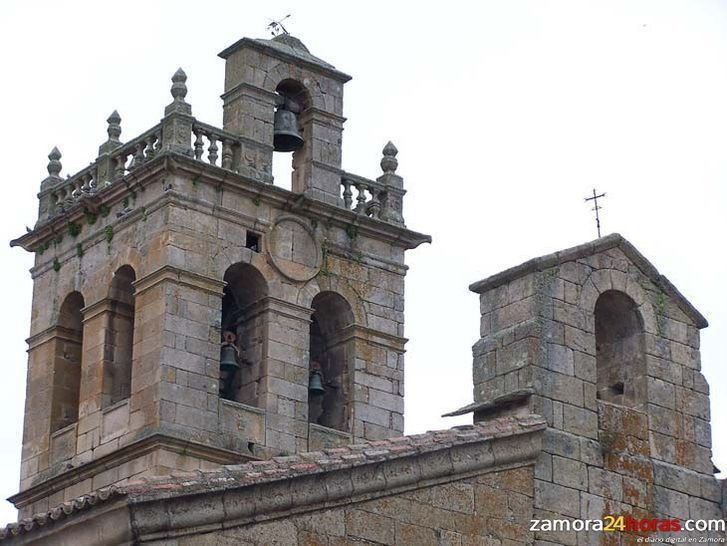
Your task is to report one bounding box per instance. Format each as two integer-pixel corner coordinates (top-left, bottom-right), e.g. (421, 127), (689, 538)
(192, 121), (247, 171)
(45, 124), (163, 217)
(340, 173), (385, 219)
(37, 69), (405, 228)
(109, 125), (162, 181)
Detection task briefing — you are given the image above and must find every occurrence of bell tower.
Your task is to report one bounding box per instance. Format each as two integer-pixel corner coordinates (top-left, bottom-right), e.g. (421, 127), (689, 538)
(219, 33), (351, 205)
(9, 34), (430, 519)
(447, 235), (723, 541)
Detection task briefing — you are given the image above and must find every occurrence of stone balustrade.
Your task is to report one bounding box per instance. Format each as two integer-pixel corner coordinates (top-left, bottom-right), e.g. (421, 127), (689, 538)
(109, 125), (163, 181)
(340, 141), (406, 226)
(35, 70), (406, 227)
(192, 121), (265, 172)
(41, 124), (162, 220)
(340, 173), (386, 218)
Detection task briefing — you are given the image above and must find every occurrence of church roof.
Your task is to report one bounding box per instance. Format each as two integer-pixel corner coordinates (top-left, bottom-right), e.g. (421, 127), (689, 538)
(469, 233), (708, 329)
(0, 416), (546, 542)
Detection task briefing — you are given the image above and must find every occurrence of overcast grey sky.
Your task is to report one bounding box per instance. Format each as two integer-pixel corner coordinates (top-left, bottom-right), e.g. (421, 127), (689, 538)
(1, 0), (725, 523)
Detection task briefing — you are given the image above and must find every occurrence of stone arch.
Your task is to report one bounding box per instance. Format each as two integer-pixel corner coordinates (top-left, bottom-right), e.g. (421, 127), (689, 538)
(82, 247), (142, 305)
(594, 290), (647, 408)
(578, 268), (657, 335)
(264, 64), (325, 110)
(102, 265), (137, 407)
(308, 291), (355, 432)
(214, 245), (277, 292)
(50, 291), (85, 432)
(298, 277), (367, 329)
(220, 262), (269, 406)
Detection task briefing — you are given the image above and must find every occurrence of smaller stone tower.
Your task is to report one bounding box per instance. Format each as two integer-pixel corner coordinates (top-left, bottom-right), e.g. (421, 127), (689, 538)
(9, 34), (429, 518)
(447, 234), (724, 542)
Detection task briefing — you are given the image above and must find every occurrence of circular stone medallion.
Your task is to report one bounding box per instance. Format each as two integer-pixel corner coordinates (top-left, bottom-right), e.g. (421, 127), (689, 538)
(267, 217), (321, 282)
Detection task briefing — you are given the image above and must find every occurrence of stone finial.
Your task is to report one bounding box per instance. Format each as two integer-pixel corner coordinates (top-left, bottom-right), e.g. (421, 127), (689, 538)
(170, 68), (188, 103)
(380, 141), (398, 174)
(107, 110), (122, 142)
(47, 147), (62, 178)
(163, 67), (193, 150)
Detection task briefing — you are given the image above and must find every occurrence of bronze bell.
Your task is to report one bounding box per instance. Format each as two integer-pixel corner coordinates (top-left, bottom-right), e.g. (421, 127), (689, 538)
(220, 343), (240, 372)
(309, 370), (325, 396)
(273, 106), (304, 152)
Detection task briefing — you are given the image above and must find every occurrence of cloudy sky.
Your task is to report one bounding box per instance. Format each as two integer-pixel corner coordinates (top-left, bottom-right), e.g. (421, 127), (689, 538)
(1, 0), (725, 523)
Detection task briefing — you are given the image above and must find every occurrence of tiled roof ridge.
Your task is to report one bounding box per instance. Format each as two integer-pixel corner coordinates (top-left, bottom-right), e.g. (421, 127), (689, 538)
(0, 485), (124, 540)
(123, 414), (545, 499)
(0, 415), (546, 540)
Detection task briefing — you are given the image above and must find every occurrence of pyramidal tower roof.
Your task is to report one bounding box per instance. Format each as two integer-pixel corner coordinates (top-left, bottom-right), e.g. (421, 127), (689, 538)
(218, 33), (351, 82)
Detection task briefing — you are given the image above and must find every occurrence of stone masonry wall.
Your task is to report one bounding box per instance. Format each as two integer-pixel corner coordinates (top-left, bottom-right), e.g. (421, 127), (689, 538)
(471, 236), (723, 544)
(165, 466), (535, 546)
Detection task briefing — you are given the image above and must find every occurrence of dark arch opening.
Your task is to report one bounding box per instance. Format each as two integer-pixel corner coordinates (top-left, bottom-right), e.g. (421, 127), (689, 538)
(51, 292), (85, 432)
(273, 79), (311, 192)
(308, 291), (355, 432)
(595, 290), (646, 407)
(220, 263), (268, 405)
(104, 265), (136, 407)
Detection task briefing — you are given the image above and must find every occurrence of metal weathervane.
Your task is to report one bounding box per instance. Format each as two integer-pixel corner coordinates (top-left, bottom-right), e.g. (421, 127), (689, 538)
(585, 188), (606, 238)
(267, 14), (291, 36)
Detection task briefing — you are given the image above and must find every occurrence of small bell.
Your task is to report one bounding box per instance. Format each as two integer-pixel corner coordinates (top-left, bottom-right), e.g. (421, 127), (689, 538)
(220, 344), (240, 372)
(273, 97), (304, 152)
(309, 370), (325, 396)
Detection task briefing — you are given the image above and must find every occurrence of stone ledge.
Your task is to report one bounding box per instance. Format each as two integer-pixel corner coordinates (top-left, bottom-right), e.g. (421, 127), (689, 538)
(443, 388), (534, 417)
(8, 431), (252, 510)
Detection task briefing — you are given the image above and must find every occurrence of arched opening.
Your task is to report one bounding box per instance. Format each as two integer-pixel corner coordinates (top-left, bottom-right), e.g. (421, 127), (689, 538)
(272, 79), (311, 191)
(103, 266), (136, 407)
(51, 292), (84, 432)
(595, 290), (646, 407)
(220, 263), (267, 405)
(308, 292), (354, 432)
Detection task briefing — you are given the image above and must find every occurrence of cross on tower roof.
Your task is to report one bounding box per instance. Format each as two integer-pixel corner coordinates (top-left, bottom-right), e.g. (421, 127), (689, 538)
(585, 188), (606, 238)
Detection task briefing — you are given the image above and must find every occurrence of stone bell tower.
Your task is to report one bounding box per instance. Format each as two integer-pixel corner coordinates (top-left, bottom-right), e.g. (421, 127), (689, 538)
(9, 33), (430, 519)
(446, 235), (724, 542)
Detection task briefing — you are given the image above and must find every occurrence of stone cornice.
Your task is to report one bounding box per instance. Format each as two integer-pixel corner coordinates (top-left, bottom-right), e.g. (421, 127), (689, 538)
(132, 265), (225, 298)
(10, 156), (168, 252)
(7, 432), (252, 511)
(12, 152), (431, 257)
(217, 37), (352, 83)
(80, 297), (132, 323)
(219, 80), (279, 104)
(26, 325), (81, 350)
(334, 324), (408, 352)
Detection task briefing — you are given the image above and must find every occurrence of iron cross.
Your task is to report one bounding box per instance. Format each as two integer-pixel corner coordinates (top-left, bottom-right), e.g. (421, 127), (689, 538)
(584, 188), (606, 238)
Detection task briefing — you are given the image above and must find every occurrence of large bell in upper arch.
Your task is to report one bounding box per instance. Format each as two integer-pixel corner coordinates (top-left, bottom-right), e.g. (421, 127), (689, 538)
(273, 107), (304, 152)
